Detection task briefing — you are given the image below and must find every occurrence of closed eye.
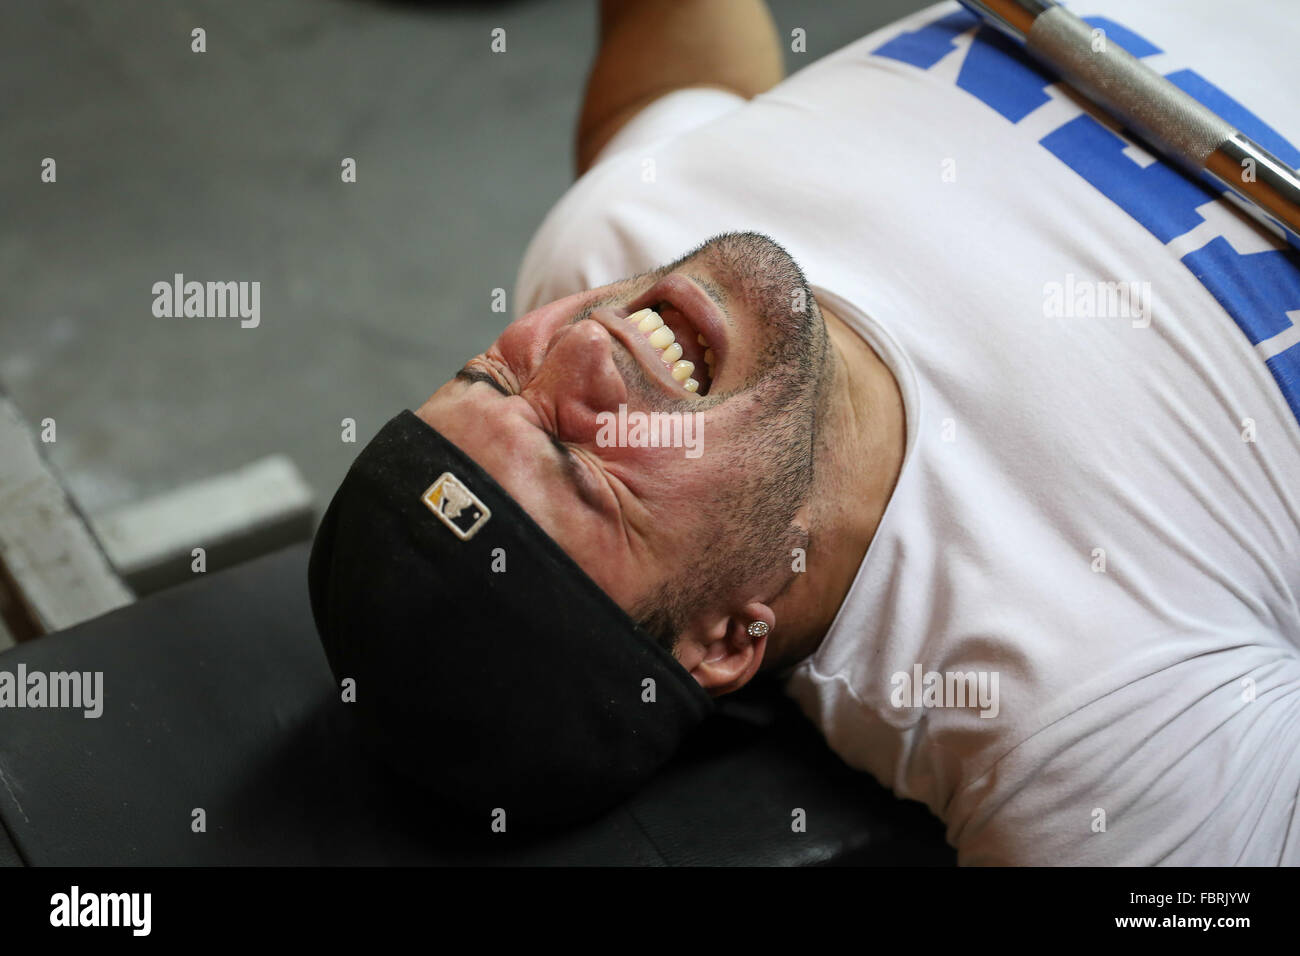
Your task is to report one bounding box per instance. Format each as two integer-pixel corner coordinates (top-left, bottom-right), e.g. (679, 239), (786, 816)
(454, 364), (611, 511)
(455, 366), (510, 397)
(456, 365), (567, 451)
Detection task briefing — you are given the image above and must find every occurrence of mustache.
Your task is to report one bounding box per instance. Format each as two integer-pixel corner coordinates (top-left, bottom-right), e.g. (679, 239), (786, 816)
(568, 282), (811, 414)
(568, 290), (708, 414)
(608, 337), (702, 414)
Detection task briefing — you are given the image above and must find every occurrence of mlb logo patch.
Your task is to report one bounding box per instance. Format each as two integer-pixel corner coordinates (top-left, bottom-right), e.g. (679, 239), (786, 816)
(421, 472), (491, 540)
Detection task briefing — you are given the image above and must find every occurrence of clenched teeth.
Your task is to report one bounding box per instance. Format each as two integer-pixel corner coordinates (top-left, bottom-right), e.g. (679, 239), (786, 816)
(636, 311), (664, 333)
(624, 307), (712, 394)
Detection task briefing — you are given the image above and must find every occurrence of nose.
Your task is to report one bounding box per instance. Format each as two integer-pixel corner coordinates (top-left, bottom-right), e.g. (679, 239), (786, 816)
(526, 319), (628, 442)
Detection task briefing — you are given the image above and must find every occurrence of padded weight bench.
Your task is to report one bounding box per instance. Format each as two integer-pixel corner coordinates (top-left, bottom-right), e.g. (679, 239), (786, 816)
(0, 544), (954, 866)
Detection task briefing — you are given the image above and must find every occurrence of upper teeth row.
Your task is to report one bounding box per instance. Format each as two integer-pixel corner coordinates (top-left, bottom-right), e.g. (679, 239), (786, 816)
(626, 307), (713, 393)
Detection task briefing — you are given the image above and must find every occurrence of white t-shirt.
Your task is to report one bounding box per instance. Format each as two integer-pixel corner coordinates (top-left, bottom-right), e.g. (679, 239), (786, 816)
(514, 0), (1300, 865)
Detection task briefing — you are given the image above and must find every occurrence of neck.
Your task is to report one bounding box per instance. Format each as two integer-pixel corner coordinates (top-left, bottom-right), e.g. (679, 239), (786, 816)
(767, 303), (906, 669)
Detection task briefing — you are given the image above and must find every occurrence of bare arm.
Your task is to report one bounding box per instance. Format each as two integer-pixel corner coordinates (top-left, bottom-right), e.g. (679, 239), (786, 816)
(575, 0), (784, 176)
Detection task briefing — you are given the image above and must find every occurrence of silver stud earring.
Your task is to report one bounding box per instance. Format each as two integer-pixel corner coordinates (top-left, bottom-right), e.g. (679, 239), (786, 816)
(746, 621), (770, 639)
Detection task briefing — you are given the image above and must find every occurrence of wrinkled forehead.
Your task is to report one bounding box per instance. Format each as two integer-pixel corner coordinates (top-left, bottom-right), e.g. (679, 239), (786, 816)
(418, 363), (650, 614)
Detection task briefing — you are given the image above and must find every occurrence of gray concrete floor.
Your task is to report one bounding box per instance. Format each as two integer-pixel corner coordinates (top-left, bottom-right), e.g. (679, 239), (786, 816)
(1, 0), (930, 524)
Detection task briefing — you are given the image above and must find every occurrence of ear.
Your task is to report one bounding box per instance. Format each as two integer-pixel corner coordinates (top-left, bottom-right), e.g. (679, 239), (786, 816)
(677, 602), (773, 697)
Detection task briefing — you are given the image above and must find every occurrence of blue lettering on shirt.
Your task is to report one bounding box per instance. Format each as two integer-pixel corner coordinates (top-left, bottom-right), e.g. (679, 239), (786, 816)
(872, 9), (1300, 423)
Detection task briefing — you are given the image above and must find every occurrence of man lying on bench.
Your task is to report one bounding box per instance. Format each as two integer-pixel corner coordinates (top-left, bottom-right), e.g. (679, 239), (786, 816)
(308, 0), (1300, 865)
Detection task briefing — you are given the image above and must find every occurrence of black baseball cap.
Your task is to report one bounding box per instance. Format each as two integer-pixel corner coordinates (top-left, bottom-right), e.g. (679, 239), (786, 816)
(307, 409), (714, 827)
